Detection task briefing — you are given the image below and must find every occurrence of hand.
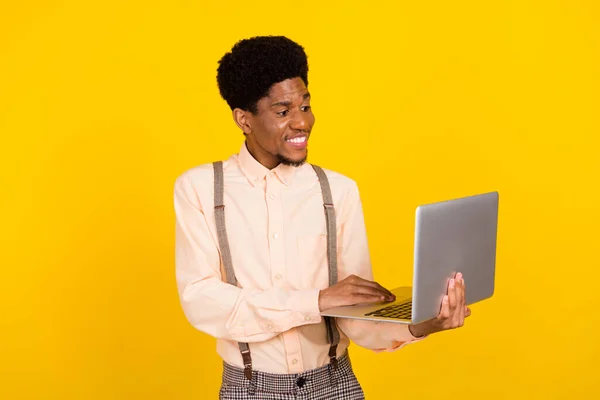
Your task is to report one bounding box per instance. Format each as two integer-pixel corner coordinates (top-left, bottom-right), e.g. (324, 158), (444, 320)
(408, 272), (471, 338)
(319, 274), (395, 311)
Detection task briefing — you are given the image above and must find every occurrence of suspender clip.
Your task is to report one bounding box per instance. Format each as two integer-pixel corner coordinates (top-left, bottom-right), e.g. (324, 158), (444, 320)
(241, 348), (253, 380)
(328, 344), (338, 369)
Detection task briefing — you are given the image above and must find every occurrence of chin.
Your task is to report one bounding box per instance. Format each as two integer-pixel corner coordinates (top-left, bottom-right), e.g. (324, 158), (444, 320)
(277, 152), (307, 167)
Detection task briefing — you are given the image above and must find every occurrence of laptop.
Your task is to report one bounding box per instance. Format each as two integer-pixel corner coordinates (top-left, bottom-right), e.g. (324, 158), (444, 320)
(321, 191), (499, 325)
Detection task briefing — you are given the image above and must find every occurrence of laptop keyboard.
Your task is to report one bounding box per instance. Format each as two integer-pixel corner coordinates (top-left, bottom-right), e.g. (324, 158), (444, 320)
(365, 302), (412, 320)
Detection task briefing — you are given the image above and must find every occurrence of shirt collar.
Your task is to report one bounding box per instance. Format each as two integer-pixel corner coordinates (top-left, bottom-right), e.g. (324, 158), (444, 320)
(237, 142), (296, 187)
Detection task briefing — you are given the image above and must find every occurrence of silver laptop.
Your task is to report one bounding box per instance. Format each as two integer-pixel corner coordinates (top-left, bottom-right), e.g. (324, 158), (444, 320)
(321, 191), (499, 325)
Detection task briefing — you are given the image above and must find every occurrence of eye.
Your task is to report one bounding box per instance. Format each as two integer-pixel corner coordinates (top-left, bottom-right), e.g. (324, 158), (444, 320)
(276, 110), (289, 117)
(301, 105), (311, 112)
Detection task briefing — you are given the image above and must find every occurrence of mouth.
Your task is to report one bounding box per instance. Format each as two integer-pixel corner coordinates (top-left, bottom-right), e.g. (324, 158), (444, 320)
(285, 134), (308, 150)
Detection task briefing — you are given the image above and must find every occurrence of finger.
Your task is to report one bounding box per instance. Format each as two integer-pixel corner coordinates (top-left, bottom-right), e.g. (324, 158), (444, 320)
(465, 306), (471, 317)
(438, 295), (450, 320)
(447, 278), (457, 311)
(348, 294), (387, 305)
(374, 282), (395, 298)
(351, 281), (394, 300)
(456, 274), (465, 324)
(455, 274), (464, 303)
(349, 284), (392, 300)
(367, 281), (394, 298)
(351, 277), (394, 297)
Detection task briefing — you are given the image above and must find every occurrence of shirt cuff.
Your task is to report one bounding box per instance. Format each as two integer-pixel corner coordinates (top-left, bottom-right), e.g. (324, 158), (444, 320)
(233, 289), (323, 338)
(289, 288), (322, 323)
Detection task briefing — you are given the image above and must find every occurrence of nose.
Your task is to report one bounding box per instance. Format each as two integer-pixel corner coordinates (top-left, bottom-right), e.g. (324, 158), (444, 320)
(290, 109), (312, 132)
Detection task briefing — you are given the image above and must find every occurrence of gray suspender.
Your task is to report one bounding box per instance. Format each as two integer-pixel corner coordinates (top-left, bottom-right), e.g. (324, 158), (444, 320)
(310, 165), (341, 368)
(213, 161), (237, 287)
(213, 161), (253, 380)
(212, 161), (341, 380)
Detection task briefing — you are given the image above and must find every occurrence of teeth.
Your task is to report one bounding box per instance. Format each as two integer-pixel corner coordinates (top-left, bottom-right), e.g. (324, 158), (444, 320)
(287, 136), (307, 144)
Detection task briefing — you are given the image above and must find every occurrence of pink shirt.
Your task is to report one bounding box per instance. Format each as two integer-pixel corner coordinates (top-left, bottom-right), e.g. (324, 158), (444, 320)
(174, 143), (424, 374)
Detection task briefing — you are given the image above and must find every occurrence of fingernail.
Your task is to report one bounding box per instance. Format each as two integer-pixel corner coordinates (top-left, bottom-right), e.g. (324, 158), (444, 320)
(457, 272), (463, 280)
(449, 279), (455, 288)
(443, 295), (449, 303)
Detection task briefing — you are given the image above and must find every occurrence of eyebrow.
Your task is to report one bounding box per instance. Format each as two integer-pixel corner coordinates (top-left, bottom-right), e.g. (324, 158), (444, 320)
(270, 92), (310, 108)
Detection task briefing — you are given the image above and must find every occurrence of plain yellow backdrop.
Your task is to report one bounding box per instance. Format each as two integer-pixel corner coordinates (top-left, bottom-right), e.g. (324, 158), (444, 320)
(1, 0), (599, 399)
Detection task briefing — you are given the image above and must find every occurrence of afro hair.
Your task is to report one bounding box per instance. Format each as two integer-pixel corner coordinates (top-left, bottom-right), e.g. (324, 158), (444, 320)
(216, 36), (309, 114)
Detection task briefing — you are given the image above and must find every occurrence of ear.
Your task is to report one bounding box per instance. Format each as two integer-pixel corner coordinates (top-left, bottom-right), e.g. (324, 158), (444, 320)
(232, 108), (253, 135)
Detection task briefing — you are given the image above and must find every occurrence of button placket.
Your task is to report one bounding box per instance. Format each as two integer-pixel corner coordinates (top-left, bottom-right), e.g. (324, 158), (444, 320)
(266, 177), (285, 284)
(265, 176), (303, 373)
(282, 329), (304, 373)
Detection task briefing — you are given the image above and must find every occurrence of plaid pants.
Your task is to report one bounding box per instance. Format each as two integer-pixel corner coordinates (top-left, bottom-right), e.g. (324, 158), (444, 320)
(219, 351), (365, 399)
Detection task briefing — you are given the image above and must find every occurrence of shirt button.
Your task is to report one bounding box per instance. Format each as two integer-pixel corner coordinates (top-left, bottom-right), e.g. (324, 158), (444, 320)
(269, 194), (275, 199)
(272, 233), (279, 240)
(275, 274), (282, 280)
(304, 315), (311, 321)
(266, 324), (273, 330)
(292, 359), (298, 365)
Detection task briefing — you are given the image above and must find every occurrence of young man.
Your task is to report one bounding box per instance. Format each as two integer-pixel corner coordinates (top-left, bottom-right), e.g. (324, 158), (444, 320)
(174, 36), (470, 399)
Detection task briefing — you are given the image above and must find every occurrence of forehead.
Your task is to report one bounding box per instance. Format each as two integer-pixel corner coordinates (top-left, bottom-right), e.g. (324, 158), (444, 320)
(265, 77), (308, 101)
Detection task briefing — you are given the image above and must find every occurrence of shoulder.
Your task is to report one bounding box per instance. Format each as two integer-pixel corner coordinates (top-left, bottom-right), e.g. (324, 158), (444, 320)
(174, 162), (215, 191)
(301, 163), (361, 204)
(174, 154), (238, 189)
(173, 156), (240, 212)
(306, 164), (358, 189)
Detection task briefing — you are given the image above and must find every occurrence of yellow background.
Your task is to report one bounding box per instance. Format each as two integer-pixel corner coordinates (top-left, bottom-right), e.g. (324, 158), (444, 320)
(2, 0), (599, 399)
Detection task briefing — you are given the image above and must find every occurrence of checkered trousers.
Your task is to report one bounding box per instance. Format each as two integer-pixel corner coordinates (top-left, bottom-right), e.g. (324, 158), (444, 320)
(218, 351), (365, 399)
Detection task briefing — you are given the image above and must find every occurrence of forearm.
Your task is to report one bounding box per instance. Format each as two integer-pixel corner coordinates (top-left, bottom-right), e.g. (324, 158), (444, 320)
(178, 276), (322, 343)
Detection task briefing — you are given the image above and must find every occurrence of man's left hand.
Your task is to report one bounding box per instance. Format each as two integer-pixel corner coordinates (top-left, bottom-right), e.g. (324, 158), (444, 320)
(408, 272), (471, 338)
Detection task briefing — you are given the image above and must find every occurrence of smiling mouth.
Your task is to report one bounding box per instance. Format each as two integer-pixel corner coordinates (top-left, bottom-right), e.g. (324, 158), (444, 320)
(286, 136), (307, 144)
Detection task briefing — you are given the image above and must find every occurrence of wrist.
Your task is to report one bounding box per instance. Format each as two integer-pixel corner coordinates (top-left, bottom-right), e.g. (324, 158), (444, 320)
(318, 289), (325, 312)
(318, 288), (332, 312)
(408, 324), (428, 338)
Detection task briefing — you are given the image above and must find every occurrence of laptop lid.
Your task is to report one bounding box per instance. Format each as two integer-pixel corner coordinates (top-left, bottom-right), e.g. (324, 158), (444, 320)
(411, 191), (499, 323)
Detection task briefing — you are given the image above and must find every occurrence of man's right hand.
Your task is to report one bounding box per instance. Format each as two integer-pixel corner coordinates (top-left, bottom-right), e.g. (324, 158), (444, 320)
(318, 274), (395, 311)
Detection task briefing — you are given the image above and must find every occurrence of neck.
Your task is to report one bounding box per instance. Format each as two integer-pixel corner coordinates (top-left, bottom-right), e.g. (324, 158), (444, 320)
(245, 140), (279, 169)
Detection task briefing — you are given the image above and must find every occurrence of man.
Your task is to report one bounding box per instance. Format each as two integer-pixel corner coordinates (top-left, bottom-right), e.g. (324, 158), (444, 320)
(174, 36), (470, 399)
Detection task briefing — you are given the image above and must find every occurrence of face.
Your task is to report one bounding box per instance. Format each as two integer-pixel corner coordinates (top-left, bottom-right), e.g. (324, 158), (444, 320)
(234, 77), (315, 169)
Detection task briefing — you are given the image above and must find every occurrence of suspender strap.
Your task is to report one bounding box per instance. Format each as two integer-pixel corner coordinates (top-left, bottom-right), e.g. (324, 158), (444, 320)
(213, 161), (237, 287)
(310, 165), (338, 286)
(213, 161), (253, 382)
(311, 165), (341, 368)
